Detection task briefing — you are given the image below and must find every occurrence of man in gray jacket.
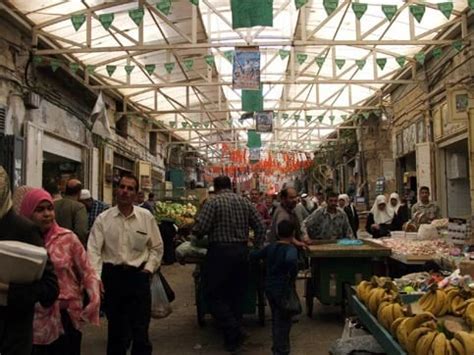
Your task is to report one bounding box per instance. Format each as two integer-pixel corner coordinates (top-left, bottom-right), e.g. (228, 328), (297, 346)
(54, 179), (89, 245)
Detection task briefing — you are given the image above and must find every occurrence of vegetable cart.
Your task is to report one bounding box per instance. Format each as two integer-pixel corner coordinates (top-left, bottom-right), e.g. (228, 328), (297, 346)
(190, 257), (266, 327)
(304, 240), (391, 317)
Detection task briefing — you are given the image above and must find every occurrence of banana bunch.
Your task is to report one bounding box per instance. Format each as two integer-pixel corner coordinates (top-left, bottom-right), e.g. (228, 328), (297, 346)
(447, 287), (474, 316)
(418, 286), (449, 317)
(463, 300), (474, 330)
(367, 286), (398, 315)
(394, 312), (436, 351)
(377, 300), (405, 330)
(355, 279), (376, 305)
(411, 330), (474, 355)
(451, 331), (474, 354)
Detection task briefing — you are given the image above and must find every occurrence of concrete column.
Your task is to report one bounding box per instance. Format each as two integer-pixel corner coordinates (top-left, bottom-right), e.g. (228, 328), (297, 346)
(467, 106), (474, 243)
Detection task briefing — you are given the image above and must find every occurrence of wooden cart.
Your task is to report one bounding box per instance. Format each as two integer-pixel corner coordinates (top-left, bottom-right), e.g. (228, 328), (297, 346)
(304, 240), (391, 317)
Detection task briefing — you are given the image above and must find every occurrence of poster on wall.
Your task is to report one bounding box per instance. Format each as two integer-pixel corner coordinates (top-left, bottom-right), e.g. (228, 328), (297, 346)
(255, 111), (273, 133)
(249, 148), (261, 162)
(233, 47), (260, 90)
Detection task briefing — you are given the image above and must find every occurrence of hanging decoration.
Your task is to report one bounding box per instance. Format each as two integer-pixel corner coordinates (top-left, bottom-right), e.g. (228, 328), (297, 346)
(438, 2), (453, 19)
(296, 53), (308, 65)
(181, 122), (188, 128)
(233, 48), (260, 90)
(247, 130), (262, 148)
(279, 49), (290, 60)
(470, 0), (474, 10)
(183, 58), (194, 70)
(129, 8), (145, 26)
(86, 65), (96, 74)
(453, 40), (464, 52)
(169, 121), (176, 128)
(415, 52), (426, 65)
(224, 50), (234, 63)
(242, 87), (263, 112)
(231, 0), (273, 29)
(355, 59), (366, 70)
(329, 115), (335, 124)
(376, 58), (387, 70)
(164, 62), (175, 74)
(189, 0), (199, 5)
(32, 56), (43, 65)
(249, 148), (261, 162)
(335, 59), (345, 69)
(294, 114), (301, 121)
(99, 13), (114, 30)
(381, 4), (397, 21)
(282, 113), (289, 120)
(157, 0), (172, 15)
(124, 65), (135, 75)
(315, 57), (325, 68)
(106, 65), (116, 77)
(255, 111), (273, 133)
(341, 115), (348, 121)
(305, 115), (312, 123)
(205, 55), (215, 66)
(409, 4), (425, 23)
(69, 62), (80, 74)
(432, 48), (443, 59)
(352, 3), (368, 20)
(145, 64), (156, 75)
(71, 14), (86, 31)
(203, 122), (210, 128)
(317, 115), (324, 123)
(323, 0), (339, 16)
(396, 56), (406, 67)
(295, 0), (309, 9)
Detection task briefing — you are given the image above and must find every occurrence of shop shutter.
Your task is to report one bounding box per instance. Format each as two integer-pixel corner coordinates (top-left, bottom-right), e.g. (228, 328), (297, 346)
(0, 106), (6, 134)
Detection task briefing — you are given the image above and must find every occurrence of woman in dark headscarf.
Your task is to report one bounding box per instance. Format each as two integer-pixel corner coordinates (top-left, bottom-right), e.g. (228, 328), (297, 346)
(0, 167), (59, 355)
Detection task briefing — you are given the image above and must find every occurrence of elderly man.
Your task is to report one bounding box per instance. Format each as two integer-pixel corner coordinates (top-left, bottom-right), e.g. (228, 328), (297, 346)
(79, 189), (108, 230)
(411, 186), (441, 223)
(54, 178), (89, 245)
(303, 191), (353, 241)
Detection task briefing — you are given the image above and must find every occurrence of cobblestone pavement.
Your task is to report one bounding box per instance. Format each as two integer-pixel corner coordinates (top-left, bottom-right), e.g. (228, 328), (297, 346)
(83, 264), (344, 354)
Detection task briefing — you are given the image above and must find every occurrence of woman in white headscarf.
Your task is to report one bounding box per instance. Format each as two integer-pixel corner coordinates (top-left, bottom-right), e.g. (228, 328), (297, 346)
(338, 194), (359, 238)
(366, 195), (394, 238)
(389, 192), (411, 231)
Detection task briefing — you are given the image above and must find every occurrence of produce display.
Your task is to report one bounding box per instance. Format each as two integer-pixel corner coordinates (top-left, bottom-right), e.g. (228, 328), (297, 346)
(373, 238), (453, 257)
(155, 201), (197, 226)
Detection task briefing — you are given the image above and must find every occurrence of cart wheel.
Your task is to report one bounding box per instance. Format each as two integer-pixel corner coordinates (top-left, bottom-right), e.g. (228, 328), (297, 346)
(305, 278), (314, 318)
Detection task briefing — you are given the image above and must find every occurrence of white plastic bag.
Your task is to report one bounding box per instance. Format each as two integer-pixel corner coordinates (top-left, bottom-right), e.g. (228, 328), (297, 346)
(418, 224), (439, 240)
(150, 273), (172, 319)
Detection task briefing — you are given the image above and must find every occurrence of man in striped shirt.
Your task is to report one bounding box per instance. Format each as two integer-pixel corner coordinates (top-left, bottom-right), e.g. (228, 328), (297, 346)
(192, 176), (265, 352)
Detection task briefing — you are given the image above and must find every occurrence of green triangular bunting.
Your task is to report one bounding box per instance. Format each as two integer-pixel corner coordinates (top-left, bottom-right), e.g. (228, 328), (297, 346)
(69, 62), (80, 73)
(71, 14), (86, 31)
(32, 56), (43, 65)
(125, 65), (135, 75)
(409, 4), (425, 23)
(438, 2), (453, 19)
(106, 65), (116, 77)
(205, 55), (215, 66)
(362, 111), (370, 119)
(99, 13), (114, 30)
(164, 62), (175, 74)
(169, 122), (176, 128)
(282, 113), (289, 120)
(315, 57), (325, 68)
(295, 0), (309, 9)
(129, 8), (144, 26)
(305, 115), (312, 123)
(86, 65), (96, 75)
(224, 50), (234, 63)
(145, 64), (156, 75)
(432, 48), (443, 59)
(396, 56), (406, 67)
(323, 0), (339, 16)
(242, 88), (263, 112)
(469, 0), (474, 10)
(204, 122), (210, 128)
(335, 59), (345, 69)
(355, 59), (366, 70)
(231, 0), (273, 29)
(329, 115), (335, 124)
(279, 49), (290, 60)
(294, 115), (300, 121)
(296, 53), (307, 65)
(381, 5), (397, 21)
(317, 115), (324, 123)
(183, 58), (194, 70)
(157, 0), (172, 15)
(376, 58), (387, 70)
(190, 0), (199, 5)
(352, 3), (368, 20)
(453, 40), (464, 53)
(415, 52), (426, 65)
(50, 59), (60, 72)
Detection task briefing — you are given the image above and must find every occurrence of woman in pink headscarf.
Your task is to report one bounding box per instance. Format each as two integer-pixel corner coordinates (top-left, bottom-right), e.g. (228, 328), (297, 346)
(20, 188), (100, 355)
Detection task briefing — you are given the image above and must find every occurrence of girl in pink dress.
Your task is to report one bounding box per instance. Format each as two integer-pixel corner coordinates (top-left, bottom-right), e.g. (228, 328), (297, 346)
(19, 188), (100, 355)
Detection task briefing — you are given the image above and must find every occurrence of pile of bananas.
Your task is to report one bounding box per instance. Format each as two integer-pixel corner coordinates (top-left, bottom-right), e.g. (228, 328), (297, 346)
(418, 285), (450, 316)
(355, 276), (399, 315)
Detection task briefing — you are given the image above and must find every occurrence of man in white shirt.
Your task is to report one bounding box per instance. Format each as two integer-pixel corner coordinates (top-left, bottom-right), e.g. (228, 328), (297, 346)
(88, 174), (163, 355)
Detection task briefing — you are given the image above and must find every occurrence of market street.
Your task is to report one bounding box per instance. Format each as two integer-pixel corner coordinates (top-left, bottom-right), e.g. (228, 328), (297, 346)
(83, 264), (344, 354)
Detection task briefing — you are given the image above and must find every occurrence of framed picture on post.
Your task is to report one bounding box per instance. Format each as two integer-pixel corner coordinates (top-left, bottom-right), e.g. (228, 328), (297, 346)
(448, 87), (469, 122)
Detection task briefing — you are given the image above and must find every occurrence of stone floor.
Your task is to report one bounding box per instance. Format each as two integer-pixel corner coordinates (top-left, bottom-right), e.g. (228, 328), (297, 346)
(82, 263), (345, 354)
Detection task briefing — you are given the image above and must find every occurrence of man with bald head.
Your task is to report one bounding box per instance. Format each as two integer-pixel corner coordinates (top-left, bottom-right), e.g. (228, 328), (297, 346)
(54, 178), (89, 245)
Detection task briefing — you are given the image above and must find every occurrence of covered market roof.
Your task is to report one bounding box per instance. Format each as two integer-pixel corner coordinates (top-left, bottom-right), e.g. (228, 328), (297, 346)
(2, 0), (471, 162)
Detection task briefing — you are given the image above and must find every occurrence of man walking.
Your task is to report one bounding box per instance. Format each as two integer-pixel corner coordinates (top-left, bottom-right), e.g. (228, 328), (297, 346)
(54, 179), (88, 245)
(269, 187), (299, 242)
(88, 174), (163, 355)
(192, 176), (265, 353)
(79, 189), (109, 230)
(250, 188), (271, 227)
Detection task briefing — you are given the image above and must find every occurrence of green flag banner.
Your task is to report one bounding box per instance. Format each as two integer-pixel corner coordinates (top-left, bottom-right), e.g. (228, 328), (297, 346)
(181, 122), (188, 128)
(352, 3), (368, 20)
(295, 0), (309, 9)
(341, 115), (348, 121)
(86, 65), (96, 75)
(205, 55), (215, 66)
(129, 8), (144, 26)
(183, 58), (194, 70)
(71, 14), (86, 31)
(438, 2), (453, 19)
(204, 122), (210, 128)
(317, 115), (324, 123)
(323, 0), (339, 16)
(106, 65), (116, 77)
(305, 115), (312, 123)
(362, 111), (370, 119)
(125, 65), (135, 75)
(335, 59), (345, 69)
(409, 4), (425, 23)
(279, 49), (290, 60)
(453, 40), (464, 53)
(192, 122), (200, 128)
(296, 53), (308, 65)
(376, 58), (387, 70)
(231, 0), (273, 29)
(164, 62), (175, 74)
(282, 113), (289, 120)
(157, 0), (172, 15)
(224, 50), (234, 63)
(99, 13), (114, 30)
(355, 59), (366, 70)
(432, 47), (443, 59)
(190, 0), (199, 5)
(396, 56), (406, 67)
(50, 59), (60, 72)
(470, 0), (474, 10)
(169, 121), (176, 128)
(315, 57), (325, 68)
(294, 115), (300, 121)
(247, 130), (262, 148)
(415, 52), (426, 65)
(242, 88), (263, 112)
(32, 56), (43, 65)
(69, 62), (80, 74)
(381, 5), (397, 21)
(145, 64), (156, 75)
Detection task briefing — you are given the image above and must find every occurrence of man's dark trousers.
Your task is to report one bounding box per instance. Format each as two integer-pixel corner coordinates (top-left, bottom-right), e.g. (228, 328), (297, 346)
(102, 263), (152, 355)
(205, 243), (248, 349)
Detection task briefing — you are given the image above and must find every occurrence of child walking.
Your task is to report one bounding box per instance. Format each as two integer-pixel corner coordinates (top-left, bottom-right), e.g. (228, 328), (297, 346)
(251, 220), (301, 355)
